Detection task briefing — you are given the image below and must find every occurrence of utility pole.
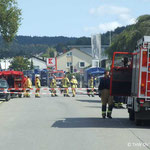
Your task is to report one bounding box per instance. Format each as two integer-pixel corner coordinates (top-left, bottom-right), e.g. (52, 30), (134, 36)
(109, 31), (112, 46)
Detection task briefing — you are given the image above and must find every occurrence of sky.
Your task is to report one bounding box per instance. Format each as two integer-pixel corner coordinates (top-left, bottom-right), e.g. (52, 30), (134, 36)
(17, 0), (150, 37)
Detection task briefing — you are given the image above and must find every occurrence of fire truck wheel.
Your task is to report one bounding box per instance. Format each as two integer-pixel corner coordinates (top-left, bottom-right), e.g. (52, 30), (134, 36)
(18, 94), (22, 98)
(135, 119), (142, 126)
(129, 110), (135, 121)
(5, 94), (11, 101)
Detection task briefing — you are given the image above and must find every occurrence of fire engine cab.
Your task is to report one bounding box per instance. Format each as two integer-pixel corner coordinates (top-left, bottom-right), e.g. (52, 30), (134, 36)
(110, 36), (150, 125)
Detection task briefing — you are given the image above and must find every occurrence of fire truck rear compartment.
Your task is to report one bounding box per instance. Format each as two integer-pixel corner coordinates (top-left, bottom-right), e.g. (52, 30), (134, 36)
(111, 68), (132, 96)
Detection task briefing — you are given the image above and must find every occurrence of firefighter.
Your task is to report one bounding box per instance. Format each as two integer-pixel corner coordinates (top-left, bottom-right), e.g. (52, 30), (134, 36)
(70, 75), (78, 97)
(35, 75), (41, 98)
(61, 74), (70, 97)
(24, 76), (32, 97)
(50, 76), (57, 97)
(23, 75), (27, 97)
(98, 71), (113, 119)
(88, 76), (94, 97)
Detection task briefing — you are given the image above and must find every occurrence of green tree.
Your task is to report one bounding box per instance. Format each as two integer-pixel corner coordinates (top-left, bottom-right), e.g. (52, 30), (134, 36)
(9, 56), (30, 71)
(42, 47), (57, 58)
(106, 15), (150, 58)
(30, 59), (34, 70)
(0, 0), (22, 42)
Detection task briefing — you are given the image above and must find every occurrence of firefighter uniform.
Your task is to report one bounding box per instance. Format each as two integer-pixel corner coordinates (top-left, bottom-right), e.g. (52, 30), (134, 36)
(50, 77), (57, 97)
(88, 77), (94, 97)
(98, 71), (113, 119)
(23, 76), (27, 97)
(61, 76), (70, 97)
(70, 76), (78, 97)
(35, 76), (41, 98)
(24, 76), (32, 97)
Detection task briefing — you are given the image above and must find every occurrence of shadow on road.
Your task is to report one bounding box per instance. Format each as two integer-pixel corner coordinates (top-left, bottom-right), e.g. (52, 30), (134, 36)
(76, 99), (101, 103)
(52, 117), (150, 129)
(85, 106), (101, 108)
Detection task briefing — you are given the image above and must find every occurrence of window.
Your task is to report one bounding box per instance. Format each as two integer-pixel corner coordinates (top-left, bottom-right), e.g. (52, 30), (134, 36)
(66, 62), (72, 68)
(79, 62), (85, 68)
(66, 52), (72, 57)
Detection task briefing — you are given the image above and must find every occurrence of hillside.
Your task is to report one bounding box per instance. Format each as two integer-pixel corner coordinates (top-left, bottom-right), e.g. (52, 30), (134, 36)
(0, 26), (125, 58)
(106, 15), (150, 58)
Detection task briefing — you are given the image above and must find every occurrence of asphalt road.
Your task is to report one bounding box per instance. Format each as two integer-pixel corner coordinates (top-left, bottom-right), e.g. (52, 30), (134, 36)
(0, 91), (150, 150)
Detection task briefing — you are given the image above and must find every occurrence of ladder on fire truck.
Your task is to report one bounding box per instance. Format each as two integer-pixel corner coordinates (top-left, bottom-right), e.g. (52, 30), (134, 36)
(145, 43), (150, 100)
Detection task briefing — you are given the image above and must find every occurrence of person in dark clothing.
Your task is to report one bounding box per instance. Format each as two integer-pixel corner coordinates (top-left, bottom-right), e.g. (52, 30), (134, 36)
(98, 71), (113, 119)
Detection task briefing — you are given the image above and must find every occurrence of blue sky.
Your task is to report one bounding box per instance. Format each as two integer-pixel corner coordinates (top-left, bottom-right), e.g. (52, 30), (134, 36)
(17, 0), (150, 37)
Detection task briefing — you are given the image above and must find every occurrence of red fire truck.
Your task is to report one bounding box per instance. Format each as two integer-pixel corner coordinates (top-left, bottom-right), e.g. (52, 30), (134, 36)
(110, 36), (150, 125)
(0, 71), (25, 98)
(49, 70), (65, 87)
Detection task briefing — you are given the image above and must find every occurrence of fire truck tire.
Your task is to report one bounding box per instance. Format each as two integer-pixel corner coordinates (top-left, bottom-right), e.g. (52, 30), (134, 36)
(129, 110), (135, 120)
(5, 94), (11, 101)
(18, 94), (22, 98)
(135, 119), (142, 126)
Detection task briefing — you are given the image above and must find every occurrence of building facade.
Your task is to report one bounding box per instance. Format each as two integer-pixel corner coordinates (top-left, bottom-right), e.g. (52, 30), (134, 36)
(57, 48), (92, 73)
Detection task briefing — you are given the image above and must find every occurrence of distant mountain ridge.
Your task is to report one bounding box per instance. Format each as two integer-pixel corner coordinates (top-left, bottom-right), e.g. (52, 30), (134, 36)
(0, 26), (126, 58)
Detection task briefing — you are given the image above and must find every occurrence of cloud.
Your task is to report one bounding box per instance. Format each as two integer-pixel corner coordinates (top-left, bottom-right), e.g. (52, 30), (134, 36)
(89, 5), (136, 24)
(119, 14), (135, 24)
(84, 21), (122, 33)
(85, 5), (136, 34)
(89, 5), (130, 16)
(99, 21), (122, 32)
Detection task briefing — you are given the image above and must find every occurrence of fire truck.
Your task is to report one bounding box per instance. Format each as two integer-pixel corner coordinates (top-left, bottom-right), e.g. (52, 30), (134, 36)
(110, 36), (150, 125)
(49, 70), (65, 87)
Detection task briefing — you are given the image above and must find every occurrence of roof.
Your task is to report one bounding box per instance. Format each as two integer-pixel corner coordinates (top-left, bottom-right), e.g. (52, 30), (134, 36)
(57, 47), (92, 58)
(67, 45), (92, 56)
(79, 47), (92, 56)
(67, 45), (110, 57)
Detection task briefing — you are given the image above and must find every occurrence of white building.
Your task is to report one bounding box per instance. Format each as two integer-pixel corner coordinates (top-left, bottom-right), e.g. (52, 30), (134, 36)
(29, 57), (47, 69)
(0, 59), (12, 70)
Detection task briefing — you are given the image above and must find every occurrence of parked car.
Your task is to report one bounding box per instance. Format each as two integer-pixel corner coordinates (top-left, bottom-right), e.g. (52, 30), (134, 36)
(0, 79), (11, 101)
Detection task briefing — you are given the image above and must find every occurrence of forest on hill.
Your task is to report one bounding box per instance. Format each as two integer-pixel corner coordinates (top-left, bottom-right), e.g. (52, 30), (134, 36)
(0, 14), (149, 59)
(106, 15), (150, 58)
(0, 25), (125, 58)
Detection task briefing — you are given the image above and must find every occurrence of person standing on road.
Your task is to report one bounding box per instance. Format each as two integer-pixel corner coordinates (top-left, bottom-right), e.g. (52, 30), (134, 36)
(98, 71), (113, 119)
(23, 75), (27, 97)
(35, 75), (41, 98)
(24, 76), (32, 97)
(61, 74), (70, 97)
(70, 75), (78, 97)
(88, 76), (94, 97)
(50, 76), (57, 97)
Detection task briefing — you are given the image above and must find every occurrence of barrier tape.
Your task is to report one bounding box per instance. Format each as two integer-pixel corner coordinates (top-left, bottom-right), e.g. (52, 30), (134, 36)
(0, 89), (98, 95)
(0, 87), (98, 91)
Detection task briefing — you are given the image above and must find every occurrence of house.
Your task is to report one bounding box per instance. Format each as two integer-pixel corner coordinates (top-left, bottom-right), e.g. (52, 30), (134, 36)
(29, 56), (47, 69)
(57, 48), (92, 73)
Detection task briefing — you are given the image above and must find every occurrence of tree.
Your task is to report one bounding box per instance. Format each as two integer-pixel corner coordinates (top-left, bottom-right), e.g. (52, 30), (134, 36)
(106, 15), (150, 58)
(0, 0), (22, 42)
(42, 47), (57, 58)
(30, 59), (34, 70)
(9, 56), (30, 71)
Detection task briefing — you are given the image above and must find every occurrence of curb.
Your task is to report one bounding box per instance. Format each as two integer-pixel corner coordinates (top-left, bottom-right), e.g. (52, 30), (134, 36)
(0, 101), (3, 104)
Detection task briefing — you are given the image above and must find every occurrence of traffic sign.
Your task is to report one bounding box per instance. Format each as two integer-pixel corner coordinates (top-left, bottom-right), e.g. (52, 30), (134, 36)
(47, 58), (57, 69)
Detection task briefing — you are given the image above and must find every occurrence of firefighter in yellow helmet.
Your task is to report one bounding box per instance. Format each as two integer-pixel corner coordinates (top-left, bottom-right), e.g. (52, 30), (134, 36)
(24, 76), (32, 97)
(88, 76), (94, 97)
(70, 75), (78, 97)
(61, 74), (70, 97)
(50, 76), (57, 97)
(35, 75), (41, 98)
